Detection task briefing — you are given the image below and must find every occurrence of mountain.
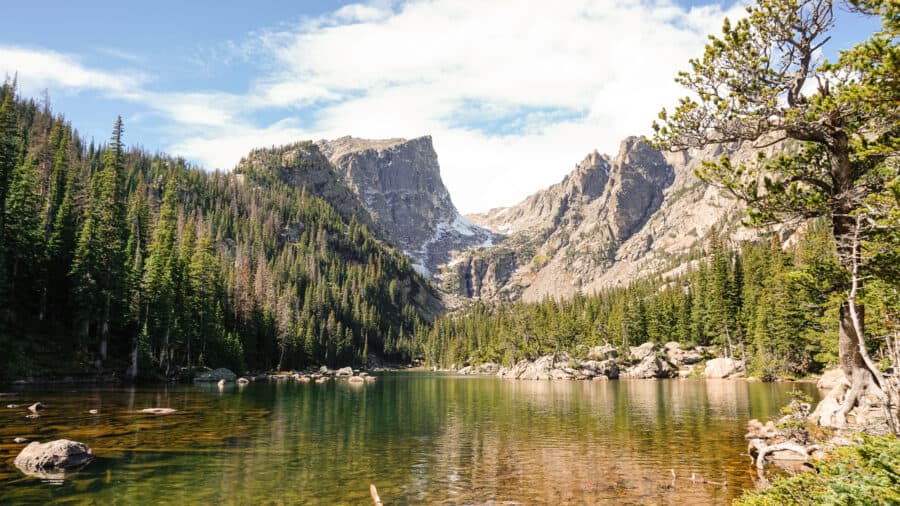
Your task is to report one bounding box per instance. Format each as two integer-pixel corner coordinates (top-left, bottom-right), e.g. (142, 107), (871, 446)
(444, 136), (789, 302)
(316, 136), (499, 277)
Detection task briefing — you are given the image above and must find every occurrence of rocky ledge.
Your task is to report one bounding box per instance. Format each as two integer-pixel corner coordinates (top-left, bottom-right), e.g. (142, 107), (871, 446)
(457, 342), (745, 381)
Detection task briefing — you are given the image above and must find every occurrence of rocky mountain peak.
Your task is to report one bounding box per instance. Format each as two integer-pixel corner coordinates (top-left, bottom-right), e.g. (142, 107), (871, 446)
(316, 135), (498, 277)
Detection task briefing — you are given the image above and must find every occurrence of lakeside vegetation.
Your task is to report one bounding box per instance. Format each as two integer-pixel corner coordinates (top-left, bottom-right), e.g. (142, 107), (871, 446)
(0, 85), (432, 380)
(736, 435), (900, 505)
(418, 226), (858, 379)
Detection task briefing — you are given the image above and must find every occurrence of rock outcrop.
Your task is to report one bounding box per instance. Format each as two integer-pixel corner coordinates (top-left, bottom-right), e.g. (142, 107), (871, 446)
(318, 136), (499, 277)
(704, 358), (745, 379)
(446, 136), (794, 302)
(14, 440), (94, 477)
(448, 137), (676, 301)
(456, 343), (726, 381)
(460, 352), (619, 380)
(236, 141), (381, 236)
(621, 343), (677, 379)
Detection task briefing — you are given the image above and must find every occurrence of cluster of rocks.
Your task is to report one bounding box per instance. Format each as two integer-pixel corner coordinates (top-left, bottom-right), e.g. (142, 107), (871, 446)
(456, 342), (746, 381)
(192, 366), (376, 385)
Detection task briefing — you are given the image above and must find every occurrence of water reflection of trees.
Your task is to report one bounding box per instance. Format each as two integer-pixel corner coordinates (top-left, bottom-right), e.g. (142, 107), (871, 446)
(0, 378), (820, 504)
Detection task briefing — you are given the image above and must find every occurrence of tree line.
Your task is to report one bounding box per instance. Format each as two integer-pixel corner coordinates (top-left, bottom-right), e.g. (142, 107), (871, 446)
(0, 81), (434, 380)
(418, 224), (899, 380)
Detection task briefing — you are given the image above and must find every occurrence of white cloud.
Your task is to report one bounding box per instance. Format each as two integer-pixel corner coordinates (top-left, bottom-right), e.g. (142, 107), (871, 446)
(169, 119), (308, 170)
(210, 0), (745, 212)
(1, 1), (748, 214)
(0, 46), (145, 94)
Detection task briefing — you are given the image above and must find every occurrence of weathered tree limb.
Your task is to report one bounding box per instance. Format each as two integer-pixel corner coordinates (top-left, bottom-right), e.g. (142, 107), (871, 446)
(748, 438), (819, 470)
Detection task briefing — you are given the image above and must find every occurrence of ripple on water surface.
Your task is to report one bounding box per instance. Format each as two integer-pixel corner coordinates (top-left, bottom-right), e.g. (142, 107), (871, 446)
(0, 375), (818, 505)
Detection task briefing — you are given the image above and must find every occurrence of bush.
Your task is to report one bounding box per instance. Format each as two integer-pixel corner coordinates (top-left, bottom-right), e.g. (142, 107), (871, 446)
(734, 436), (900, 506)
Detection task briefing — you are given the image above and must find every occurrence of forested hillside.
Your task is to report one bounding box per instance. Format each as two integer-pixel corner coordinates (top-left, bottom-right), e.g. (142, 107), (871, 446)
(419, 222), (900, 380)
(0, 81), (436, 380)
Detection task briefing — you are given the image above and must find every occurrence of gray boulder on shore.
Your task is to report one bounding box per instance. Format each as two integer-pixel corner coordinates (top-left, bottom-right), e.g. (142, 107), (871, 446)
(704, 358), (745, 379)
(622, 354), (676, 379)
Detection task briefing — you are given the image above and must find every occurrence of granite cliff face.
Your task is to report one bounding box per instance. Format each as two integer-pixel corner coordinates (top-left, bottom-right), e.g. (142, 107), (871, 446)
(446, 136), (783, 302)
(317, 136), (499, 276)
(238, 133), (783, 306)
(238, 136), (498, 280)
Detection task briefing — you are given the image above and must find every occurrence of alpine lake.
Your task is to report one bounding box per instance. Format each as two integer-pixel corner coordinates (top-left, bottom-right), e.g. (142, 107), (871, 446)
(0, 373), (818, 505)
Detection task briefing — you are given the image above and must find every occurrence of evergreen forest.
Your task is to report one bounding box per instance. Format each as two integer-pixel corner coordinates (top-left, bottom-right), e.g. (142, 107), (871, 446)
(0, 81), (434, 380)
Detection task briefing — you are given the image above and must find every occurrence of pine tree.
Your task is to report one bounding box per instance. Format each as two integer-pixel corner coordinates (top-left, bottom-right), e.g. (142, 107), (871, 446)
(142, 176), (179, 374)
(70, 117), (128, 369)
(2, 156), (43, 318)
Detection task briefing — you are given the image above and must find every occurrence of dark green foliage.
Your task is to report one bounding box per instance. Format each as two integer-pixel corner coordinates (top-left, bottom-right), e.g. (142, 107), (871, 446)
(734, 435), (900, 506)
(0, 91), (433, 378)
(420, 227), (845, 376)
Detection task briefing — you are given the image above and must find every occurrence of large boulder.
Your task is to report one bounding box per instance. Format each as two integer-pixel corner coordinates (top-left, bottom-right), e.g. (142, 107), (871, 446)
(622, 353), (676, 379)
(579, 359), (620, 379)
(704, 358), (745, 379)
(587, 344), (618, 361)
(817, 368), (848, 390)
(628, 342), (658, 361)
(663, 342), (703, 366)
(14, 440), (94, 476)
(193, 368), (237, 383)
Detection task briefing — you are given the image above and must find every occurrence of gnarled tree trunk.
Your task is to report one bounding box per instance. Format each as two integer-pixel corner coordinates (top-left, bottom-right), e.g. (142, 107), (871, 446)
(811, 211), (886, 428)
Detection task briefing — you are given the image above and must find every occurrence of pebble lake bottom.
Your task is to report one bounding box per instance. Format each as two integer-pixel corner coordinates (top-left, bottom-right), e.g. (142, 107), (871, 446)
(0, 374), (818, 505)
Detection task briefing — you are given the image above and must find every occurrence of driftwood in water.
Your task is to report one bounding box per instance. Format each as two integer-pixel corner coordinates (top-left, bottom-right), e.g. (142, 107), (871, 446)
(370, 484), (383, 506)
(747, 438), (821, 470)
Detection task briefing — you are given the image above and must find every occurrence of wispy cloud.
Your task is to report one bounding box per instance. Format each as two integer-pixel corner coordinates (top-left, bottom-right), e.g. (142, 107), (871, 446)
(0, 45), (147, 94)
(0, 1), (746, 213)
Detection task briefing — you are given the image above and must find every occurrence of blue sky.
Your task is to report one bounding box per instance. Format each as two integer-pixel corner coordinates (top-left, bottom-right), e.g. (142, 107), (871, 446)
(1, 1), (880, 212)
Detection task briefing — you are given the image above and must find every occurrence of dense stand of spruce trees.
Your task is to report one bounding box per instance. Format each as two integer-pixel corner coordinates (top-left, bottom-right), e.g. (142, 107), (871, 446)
(0, 83), (433, 379)
(418, 225), (897, 379)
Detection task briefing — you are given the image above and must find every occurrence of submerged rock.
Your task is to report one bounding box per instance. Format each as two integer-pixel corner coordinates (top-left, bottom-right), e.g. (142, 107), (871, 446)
(141, 408), (177, 415)
(348, 376), (365, 384)
(28, 402), (44, 413)
(704, 358), (745, 379)
(14, 439), (94, 475)
(14, 437), (30, 443)
(193, 368), (237, 383)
